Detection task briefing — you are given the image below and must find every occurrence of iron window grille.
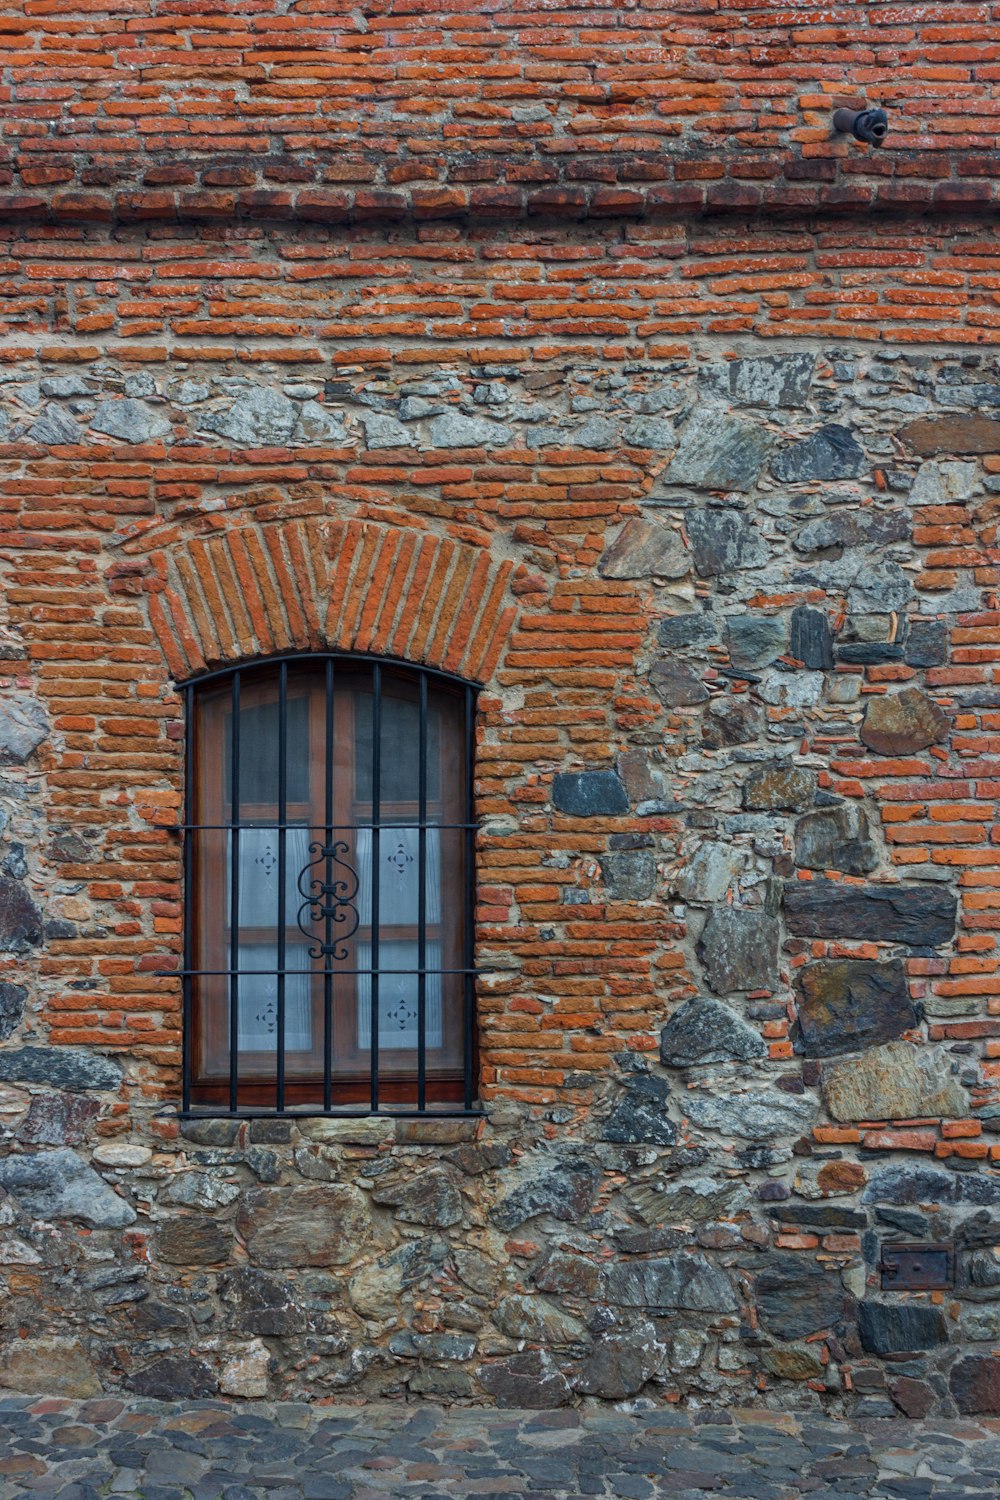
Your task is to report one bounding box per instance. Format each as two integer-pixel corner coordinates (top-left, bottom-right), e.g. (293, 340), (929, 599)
(175, 653), (480, 1117)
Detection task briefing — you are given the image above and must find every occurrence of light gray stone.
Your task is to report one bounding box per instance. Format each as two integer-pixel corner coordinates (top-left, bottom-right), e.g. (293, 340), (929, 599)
(667, 407), (773, 491)
(91, 398), (171, 444)
(427, 411), (512, 447)
(685, 1090), (815, 1141)
(659, 996), (767, 1067)
(603, 1253), (738, 1312)
(161, 1170), (241, 1210)
(697, 906), (780, 994)
(598, 518), (688, 579)
(40, 374), (94, 398)
(622, 415), (675, 449)
(702, 353), (816, 408)
(495, 1294), (588, 1345)
(0, 696), (48, 764)
(847, 559), (914, 614)
(27, 405), (82, 445)
(822, 1041), (968, 1123)
(491, 1153), (601, 1231)
(687, 508), (771, 576)
(0, 1147), (136, 1226)
(202, 387), (298, 444)
(293, 400), (347, 444)
(671, 842), (750, 902)
(726, 614), (788, 670)
(910, 459), (978, 505)
(360, 411), (412, 448)
(794, 803), (878, 875)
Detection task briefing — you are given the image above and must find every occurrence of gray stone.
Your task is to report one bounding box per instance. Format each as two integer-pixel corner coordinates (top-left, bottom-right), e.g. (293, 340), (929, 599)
(0, 1337), (101, 1398)
(909, 458), (978, 503)
(861, 687), (949, 755)
(793, 803), (878, 875)
(794, 959), (916, 1058)
(697, 907), (780, 994)
(622, 415), (675, 448)
(490, 1153), (601, 1231)
(573, 1320), (665, 1398)
(219, 1267), (309, 1336)
(0, 1046), (122, 1092)
(659, 996), (766, 1067)
(91, 398), (170, 444)
(790, 605), (834, 669)
(603, 1253), (738, 1312)
(703, 353), (816, 408)
(494, 1295), (588, 1345)
(847, 559), (914, 614)
(201, 387), (297, 445)
(599, 517), (688, 579)
(640, 1176), (749, 1223)
(668, 408), (773, 491)
(0, 877), (42, 951)
(427, 411), (512, 447)
(684, 1090), (815, 1141)
(0, 980), (26, 1040)
(859, 1301), (949, 1354)
(388, 1331), (476, 1360)
(794, 507), (909, 554)
(26, 405), (82, 445)
(671, 841), (750, 902)
(601, 850), (656, 901)
(478, 1350), (572, 1407)
(726, 614), (788, 670)
(0, 1147), (136, 1226)
(575, 415), (619, 449)
(950, 1355), (1000, 1415)
(906, 619), (949, 668)
(784, 878), (957, 945)
(864, 1165), (1000, 1207)
(702, 695), (766, 747)
(0, 697), (48, 763)
(964, 1305), (1000, 1342)
(349, 1238), (448, 1320)
(238, 1186), (372, 1267)
(687, 508), (771, 576)
(131, 1355), (218, 1400)
(40, 374), (93, 397)
(657, 612), (720, 650)
(822, 1041), (968, 1123)
(360, 411), (412, 448)
(293, 400), (347, 444)
(772, 424), (866, 483)
(755, 1254), (845, 1339)
(552, 770), (628, 817)
(158, 1215), (233, 1265)
(161, 1171), (241, 1211)
(649, 659), (709, 707)
(370, 1169), (463, 1228)
(601, 1074), (676, 1145)
(16, 1091), (98, 1145)
(743, 762), (816, 813)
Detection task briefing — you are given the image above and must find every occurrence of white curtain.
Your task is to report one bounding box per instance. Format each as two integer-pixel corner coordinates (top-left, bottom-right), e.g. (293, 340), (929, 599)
(354, 825), (440, 926)
(231, 943), (312, 1052)
(357, 939), (443, 1051)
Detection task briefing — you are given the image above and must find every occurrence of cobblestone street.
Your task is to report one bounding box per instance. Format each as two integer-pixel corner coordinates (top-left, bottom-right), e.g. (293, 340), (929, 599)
(1, 1396), (999, 1500)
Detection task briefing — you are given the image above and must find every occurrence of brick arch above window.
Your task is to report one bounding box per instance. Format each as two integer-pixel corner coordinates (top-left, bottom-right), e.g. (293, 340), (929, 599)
(125, 517), (519, 684)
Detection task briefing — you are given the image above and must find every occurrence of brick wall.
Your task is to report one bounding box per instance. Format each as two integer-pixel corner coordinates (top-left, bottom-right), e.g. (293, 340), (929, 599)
(1, 0), (1000, 1417)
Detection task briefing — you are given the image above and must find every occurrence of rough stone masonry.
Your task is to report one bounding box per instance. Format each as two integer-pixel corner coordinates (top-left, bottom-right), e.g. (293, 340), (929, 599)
(2, 0), (1000, 1422)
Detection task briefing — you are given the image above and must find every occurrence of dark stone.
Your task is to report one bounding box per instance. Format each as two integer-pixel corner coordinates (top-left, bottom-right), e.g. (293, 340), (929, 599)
(794, 959), (916, 1058)
(0, 980), (26, 1040)
(601, 850), (656, 901)
(491, 1154), (601, 1232)
(861, 687), (949, 756)
(0, 1147), (135, 1227)
(603, 1254), (738, 1312)
(773, 1203), (867, 1230)
(784, 878), (957, 945)
(650, 659), (709, 707)
(697, 907), (780, 994)
(371, 1169), (463, 1228)
(900, 414), (1000, 456)
(158, 1216), (233, 1266)
(447, 1141), (513, 1176)
(789, 605), (834, 669)
(793, 804), (878, 875)
(478, 1350), (572, 1408)
(238, 1185), (371, 1267)
(602, 1074), (676, 1145)
(0, 1046), (123, 1092)
(836, 643), (905, 665)
(16, 1092), (99, 1146)
(668, 409), (773, 492)
(659, 996), (766, 1067)
(771, 424), (866, 483)
(131, 1356), (218, 1401)
(180, 1118), (240, 1145)
(0, 877), (42, 951)
(726, 615), (788, 671)
(47, 829), (94, 864)
(702, 352), (816, 408)
(888, 1375), (937, 1418)
(755, 1254), (845, 1339)
(658, 613), (719, 650)
(702, 696), (765, 748)
(388, 1331), (476, 1360)
(218, 1267), (309, 1336)
(906, 619), (948, 668)
(794, 508), (909, 554)
(864, 1165), (1000, 1207)
(743, 763), (816, 813)
(950, 1355), (1000, 1414)
(687, 508), (771, 576)
(552, 770), (628, 817)
(573, 1320), (665, 1398)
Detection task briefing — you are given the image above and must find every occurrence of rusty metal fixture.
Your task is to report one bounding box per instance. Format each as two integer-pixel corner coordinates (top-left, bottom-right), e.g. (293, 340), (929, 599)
(833, 106), (889, 147)
(879, 1242), (953, 1291)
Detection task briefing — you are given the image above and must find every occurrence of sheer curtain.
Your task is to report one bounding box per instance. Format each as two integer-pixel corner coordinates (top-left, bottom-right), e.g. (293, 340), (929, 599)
(355, 826), (442, 1050)
(228, 825), (313, 1052)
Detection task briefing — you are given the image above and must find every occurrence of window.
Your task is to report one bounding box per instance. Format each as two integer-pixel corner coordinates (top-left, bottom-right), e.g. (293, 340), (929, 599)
(181, 655), (477, 1114)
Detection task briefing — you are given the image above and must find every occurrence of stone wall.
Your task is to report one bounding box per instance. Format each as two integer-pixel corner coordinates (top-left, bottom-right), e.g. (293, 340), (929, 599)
(3, 248), (1000, 1416)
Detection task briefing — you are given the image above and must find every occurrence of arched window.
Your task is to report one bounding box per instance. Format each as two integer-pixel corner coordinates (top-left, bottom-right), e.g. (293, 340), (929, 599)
(181, 655), (477, 1114)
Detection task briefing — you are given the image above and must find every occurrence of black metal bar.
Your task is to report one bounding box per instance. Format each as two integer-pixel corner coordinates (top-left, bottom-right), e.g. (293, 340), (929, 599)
(417, 670), (427, 1112)
(323, 657), (334, 1112)
(276, 659), (287, 1113)
(463, 683), (475, 1111)
(182, 649), (477, 693)
(370, 662), (381, 1113)
(170, 822), (480, 832)
(229, 670), (241, 1113)
(181, 684), (194, 1115)
(163, 966), (492, 977)
(180, 1109), (485, 1121)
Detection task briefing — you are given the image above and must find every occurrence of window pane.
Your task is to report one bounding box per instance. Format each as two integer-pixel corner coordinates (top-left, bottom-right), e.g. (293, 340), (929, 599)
(354, 690), (440, 804)
(224, 692), (310, 807)
(355, 825), (440, 927)
(231, 943), (312, 1052)
(229, 825), (312, 931)
(357, 939), (442, 1050)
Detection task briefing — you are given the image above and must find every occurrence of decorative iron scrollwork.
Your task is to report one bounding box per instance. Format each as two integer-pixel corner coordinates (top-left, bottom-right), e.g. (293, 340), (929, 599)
(296, 840), (360, 961)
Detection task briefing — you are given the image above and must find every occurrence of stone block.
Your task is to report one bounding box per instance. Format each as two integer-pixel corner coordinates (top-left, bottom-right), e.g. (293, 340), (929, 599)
(697, 906), (780, 994)
(900, 415), (1000, 455)
(602, 1253), (738, 1312)
(0, 697), (48, 763)
(822, 1041), (968, 1123)
(789, 605), (834, 669)
(601, 850), (656, 901)
(950, 1356), (1000, 1414)
(771, 423), (866, 483)
(601, 1073), (676, 1145)
(0, 1046), (122, 1092)
(0, 878), (42, 952)
(687, 507), (771, 575)
(702, 695), (766, 747)
(702, 352), (815, 408)
(650, 659), (709, 707)
(130, 1355), (218, 1400)
(659, 996), (766, 1067)
(478, 1350), (571, 1408)
(784, 878), (957, 945)
(0, 980), (26, 1041)
(91, 398), (170, 444)
(0, 1147), (135, 1227)
(573, 1321), (666, 1398)
(794, 959), (917, 1058)
(743, 762), (816, 813)
(237, 1185), (371, 1267)
(158, 1215), (233, 1265)
(726, 614), (789, 670)
(755, 1253), (845, 1340)
(793, 803), (878, 875)
(859, 1301), (949, 1354)
(0, 1337), (101, 1398)
(490, 1153), (601, 1232)
(684, 1090), (816, 1142)
(658, 612), (720, 649)
(598, 517), (688, 579)
(551, 770), (628, 816)
(861, 687), (949, 755)
(668, 408), (773, 491)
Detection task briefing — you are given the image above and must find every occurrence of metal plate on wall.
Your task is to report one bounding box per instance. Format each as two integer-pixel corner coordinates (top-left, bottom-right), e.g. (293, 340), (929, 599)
(879, 1242), (953, 1291)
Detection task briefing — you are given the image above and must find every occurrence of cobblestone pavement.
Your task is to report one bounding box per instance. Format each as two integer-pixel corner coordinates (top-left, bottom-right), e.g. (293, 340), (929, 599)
(1, 1395), (1000, 1500)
